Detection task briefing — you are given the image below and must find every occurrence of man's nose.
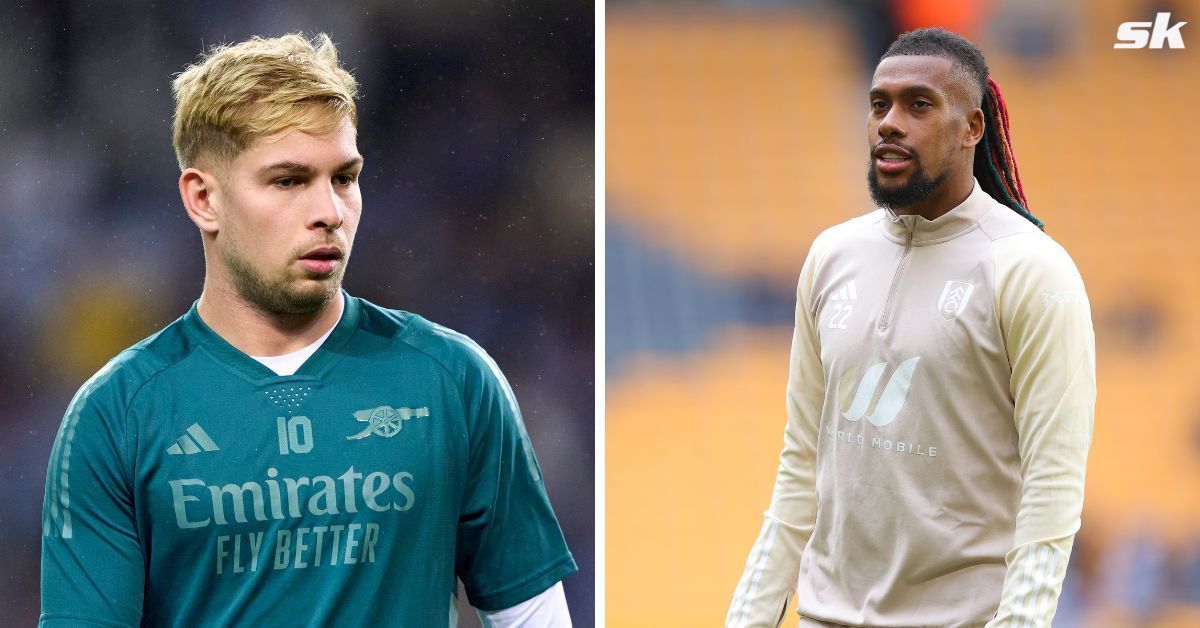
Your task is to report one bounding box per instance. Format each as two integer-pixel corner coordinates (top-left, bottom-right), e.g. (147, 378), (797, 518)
(308, 182), (344, 230)
(877, 108), (905, 140)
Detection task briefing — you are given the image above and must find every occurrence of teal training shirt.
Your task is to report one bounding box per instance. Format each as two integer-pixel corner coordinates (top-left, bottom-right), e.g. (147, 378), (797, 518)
(40, 293), (577, 627)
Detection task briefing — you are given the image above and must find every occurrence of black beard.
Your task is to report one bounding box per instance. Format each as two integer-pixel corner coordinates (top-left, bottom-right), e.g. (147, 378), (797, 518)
(867, 158), (950, 210)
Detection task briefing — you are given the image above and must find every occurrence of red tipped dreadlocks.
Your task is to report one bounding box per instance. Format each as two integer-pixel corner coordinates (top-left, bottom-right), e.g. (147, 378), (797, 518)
(975, 76), (1041, 228)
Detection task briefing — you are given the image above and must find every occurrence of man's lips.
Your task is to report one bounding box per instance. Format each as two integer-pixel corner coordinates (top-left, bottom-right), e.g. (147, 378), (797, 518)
(873, 143), (913, 174)
(300, 246), (344, 260)
(298, 246), (344, 275)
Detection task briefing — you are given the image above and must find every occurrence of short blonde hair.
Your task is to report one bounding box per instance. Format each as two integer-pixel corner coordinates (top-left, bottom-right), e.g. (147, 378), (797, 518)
(171, 33), (358, 170)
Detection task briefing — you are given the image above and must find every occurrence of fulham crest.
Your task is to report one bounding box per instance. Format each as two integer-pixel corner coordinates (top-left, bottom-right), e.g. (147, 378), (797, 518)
(938, 281), (974, 320)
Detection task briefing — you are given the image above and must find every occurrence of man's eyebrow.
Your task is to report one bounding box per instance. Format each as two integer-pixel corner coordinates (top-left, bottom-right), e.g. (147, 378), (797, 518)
(337, 156), (365, 171)
(259, 161), (313, 175)
(259, 156), (364, 175)
(868, 84), (941, 99)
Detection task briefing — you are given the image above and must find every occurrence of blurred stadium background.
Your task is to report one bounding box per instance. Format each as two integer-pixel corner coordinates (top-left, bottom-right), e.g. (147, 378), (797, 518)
(607, 0), (1200, 626)
(0, 1), (593, 626)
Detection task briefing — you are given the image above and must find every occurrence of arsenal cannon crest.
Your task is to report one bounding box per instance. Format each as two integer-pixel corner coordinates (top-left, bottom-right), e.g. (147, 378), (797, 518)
(346, 406), (430, 440)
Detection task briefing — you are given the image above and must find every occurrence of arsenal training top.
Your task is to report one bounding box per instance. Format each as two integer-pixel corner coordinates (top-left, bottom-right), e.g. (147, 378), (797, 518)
(41, 293), (576, 627)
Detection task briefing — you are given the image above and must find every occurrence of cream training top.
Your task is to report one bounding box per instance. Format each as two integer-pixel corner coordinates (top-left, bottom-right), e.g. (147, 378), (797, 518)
(728, 180), (1096, 628)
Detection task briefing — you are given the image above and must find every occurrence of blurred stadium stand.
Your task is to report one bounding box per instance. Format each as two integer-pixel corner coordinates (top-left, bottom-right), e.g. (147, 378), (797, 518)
(0, 2), (594, 626)
(607, 0), (1200, 625)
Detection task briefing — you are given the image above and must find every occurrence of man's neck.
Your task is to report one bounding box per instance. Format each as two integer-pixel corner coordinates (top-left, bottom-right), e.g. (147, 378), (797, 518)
(196, 282), (344, 358)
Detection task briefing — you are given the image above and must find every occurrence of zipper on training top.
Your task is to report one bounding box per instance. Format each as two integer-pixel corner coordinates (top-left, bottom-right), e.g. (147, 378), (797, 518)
(878, 222), (914, 332)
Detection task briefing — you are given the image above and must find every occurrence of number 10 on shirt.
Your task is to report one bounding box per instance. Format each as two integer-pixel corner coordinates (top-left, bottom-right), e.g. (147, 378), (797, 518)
(277, 416), (314, 455)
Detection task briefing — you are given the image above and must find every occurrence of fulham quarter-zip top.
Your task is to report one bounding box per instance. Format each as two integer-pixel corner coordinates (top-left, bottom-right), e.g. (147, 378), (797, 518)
(728, 181), (1096, 628)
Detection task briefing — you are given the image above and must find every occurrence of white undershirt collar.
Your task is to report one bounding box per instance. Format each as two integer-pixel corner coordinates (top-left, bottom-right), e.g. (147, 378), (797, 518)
(249, 294), (345, 376)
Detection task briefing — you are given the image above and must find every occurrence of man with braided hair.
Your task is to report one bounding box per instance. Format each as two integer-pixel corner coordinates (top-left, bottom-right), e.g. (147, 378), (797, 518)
(727, 27), (1094, 627)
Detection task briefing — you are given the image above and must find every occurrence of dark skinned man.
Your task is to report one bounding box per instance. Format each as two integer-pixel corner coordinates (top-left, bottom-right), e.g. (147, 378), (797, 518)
(728, 28), (1093, 628)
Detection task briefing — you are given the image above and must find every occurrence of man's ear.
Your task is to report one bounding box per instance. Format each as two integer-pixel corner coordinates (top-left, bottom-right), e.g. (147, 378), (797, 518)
(179, 167), (223, 235)
(964, 107), (984, 149)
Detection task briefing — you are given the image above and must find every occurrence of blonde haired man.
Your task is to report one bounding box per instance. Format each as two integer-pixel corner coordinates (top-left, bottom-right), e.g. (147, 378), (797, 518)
(41, 33), (576, 627)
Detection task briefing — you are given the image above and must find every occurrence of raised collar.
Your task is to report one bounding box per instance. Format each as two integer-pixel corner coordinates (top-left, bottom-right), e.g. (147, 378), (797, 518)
(880, 179), (991, 246)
